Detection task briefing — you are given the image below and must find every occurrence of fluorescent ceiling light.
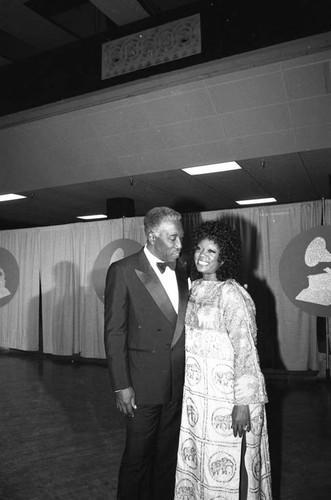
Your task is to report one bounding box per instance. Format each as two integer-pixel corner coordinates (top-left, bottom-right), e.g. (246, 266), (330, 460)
(0, 193), (27, 202)
(77, 214), (107, 220)
(182, 162), (241, 175)
(236, 197), (277, 205)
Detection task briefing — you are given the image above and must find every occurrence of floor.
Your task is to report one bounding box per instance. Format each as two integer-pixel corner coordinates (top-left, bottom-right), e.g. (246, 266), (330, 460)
(0, 350), (330, 500)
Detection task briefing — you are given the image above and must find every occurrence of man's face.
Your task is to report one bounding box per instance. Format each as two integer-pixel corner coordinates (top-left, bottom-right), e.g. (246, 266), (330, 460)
(148, 219), (184, 262)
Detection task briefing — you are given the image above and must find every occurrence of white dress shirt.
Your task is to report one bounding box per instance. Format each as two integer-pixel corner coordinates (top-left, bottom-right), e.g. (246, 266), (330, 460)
(144, 246), (179, 313)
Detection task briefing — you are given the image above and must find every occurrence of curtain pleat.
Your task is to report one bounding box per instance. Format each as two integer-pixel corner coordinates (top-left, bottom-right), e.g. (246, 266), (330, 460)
(40, 224), (79, 355)
(0, 228), (40, 350)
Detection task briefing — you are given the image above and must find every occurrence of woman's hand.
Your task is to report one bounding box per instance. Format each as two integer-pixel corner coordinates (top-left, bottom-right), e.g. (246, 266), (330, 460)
(231, 405), (251, 437)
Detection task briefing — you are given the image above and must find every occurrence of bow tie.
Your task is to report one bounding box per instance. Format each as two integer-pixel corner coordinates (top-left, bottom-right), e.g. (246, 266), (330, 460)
(156, 261), (176, 273)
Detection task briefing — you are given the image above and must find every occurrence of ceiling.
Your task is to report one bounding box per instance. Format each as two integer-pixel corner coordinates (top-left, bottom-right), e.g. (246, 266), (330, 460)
(0, 148), (331, 229)
(1, 0), (328, 70)
(0, 0), (197, 70)
(1, 1), (331, 229)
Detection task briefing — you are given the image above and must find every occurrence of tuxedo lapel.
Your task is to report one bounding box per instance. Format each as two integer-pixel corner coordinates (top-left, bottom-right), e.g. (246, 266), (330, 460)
(135, 251), (177, 327)
(171, 268), (189, 348)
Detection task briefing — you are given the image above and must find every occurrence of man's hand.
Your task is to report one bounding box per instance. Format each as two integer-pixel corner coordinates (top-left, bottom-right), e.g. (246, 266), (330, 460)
(231, 405), (251, 437)
(115, 387), (136, 417)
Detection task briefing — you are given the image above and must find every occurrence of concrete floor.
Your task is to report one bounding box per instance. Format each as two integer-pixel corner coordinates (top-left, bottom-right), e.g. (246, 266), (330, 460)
(265, 371), (331, 500)
(0, 350), (330, 499)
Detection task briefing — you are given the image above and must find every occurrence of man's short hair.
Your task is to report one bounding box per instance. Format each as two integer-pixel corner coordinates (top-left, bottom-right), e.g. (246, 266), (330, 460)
(144, 207), (181, 237)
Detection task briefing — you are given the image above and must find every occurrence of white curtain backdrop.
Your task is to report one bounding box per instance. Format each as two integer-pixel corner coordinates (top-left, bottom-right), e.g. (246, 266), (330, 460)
(39, 217), (144, 358)
(0, 201), (330, 370)
(198, 200), (325, 371)
(0, 228), (40, 350)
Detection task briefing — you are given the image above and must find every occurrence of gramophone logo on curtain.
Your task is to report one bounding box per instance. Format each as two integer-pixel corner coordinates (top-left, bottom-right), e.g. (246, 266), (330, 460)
(92, 239), (142, 302)
(0, 248), (19, 307)
(279, 226), (331, 317)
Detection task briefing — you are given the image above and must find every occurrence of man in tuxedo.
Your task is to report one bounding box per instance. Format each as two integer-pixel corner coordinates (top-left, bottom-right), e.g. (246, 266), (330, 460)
(104, 206), (189, 500)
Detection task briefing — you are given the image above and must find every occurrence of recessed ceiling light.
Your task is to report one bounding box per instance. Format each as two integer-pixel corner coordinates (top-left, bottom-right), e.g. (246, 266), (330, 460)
(236, 198), (277, 205)
(0, 193), (27, 202)
(182, 162), (241, 175)
(77, 214), (107, 220)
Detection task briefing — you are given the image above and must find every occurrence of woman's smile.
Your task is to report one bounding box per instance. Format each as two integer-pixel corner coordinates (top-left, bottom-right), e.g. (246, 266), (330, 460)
(194, 238), (222, 279)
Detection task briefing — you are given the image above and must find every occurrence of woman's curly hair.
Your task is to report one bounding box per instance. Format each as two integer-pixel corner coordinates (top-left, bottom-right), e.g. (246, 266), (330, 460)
(191, 220), (241, 281)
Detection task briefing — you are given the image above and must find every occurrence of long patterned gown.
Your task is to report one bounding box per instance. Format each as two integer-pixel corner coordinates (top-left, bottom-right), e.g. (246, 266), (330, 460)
(175, 279), (272, 500)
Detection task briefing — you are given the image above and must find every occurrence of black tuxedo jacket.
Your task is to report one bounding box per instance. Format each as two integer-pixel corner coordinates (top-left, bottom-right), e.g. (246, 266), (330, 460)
(104, 249), (189, 405)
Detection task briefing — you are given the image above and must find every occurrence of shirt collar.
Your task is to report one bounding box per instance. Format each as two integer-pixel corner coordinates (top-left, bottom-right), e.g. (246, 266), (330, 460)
(144, 245), (164, 265)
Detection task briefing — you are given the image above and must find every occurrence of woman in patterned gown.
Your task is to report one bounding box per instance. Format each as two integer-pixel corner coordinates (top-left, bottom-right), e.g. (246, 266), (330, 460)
(175, 220), (272, 500)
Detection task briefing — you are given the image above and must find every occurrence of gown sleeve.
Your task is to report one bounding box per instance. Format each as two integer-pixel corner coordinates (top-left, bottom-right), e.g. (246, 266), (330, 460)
(222, 280), (268, 405)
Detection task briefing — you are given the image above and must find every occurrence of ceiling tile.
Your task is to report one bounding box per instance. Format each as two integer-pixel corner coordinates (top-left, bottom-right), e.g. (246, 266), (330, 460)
(205, 62), (282, 87)
(289, 95), (331, 127)
(157, 115), (227, 148)
(59, 139), (114, 167)
(192, 169), (269, 200)
(119, 149), (171, 175)
(68, 115), (99, 144)
(157, 120), (203, 148)
(157, 145), (195, 169)
(0, 1), (76, 50)
(295, 123), (331, 150)
(107, 128), (167, 156)
(89, 102), (152, 136)
(23, 116), (86, 149)
(140, 80), (206, 101)
(284, 61), (330, 100)
(89, 0), (149, 26)
(300, 149), (331, 197)
(221, 104), (292, 138)
(0, 29), (40, 60)
(184, 140), (233, 167)
(139, 170), (234, 210)
(242, 155), (320, 203)
(227, 130), (298, 160)
(52, 3), (108, 38)
(281, 46), (331, 71)
(143, 89), (216, 126)
(208, 72), (287, 113)
(197, 115), (227, 142)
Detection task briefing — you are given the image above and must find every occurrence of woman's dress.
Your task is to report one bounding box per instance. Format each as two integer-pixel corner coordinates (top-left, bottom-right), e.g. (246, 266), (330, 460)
(175, 279), (272, 500)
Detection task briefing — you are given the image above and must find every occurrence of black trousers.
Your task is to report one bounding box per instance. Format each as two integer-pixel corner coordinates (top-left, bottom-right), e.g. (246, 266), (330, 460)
(117, 400), (182, 500)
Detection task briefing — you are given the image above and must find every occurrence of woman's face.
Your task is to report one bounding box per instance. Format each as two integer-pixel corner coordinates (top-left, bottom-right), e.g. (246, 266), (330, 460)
(194, 238), (222, 279)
